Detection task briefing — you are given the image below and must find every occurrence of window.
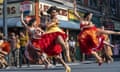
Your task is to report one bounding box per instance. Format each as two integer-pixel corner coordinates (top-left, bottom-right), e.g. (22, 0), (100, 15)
(110, 0), (117, 16)
(89, 0), (98, 8)
(76, 0), (84, 5)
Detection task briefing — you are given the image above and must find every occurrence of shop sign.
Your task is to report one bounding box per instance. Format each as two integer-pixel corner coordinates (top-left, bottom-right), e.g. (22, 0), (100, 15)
(20, 1), (32, 15)
(0, 2), (34, 18)
(0, 0), (3, 4)
(39, 2), (68, 21)
(0, 3), (20, 17)
(68, 9), (84, 22)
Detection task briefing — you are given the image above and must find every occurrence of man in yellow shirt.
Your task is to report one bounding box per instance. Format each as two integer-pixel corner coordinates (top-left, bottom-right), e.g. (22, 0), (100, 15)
(19, 32), (29, 67)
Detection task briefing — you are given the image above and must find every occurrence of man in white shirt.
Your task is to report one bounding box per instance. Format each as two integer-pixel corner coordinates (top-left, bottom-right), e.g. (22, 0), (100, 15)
(68, 37), (76, 62)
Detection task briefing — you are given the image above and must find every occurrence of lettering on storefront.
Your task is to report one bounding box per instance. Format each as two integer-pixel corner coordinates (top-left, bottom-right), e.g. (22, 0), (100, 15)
(0, 2), (34, 18)
(7, 6), (16, 14)
(40, 3), (68, 21)
(0, 3), (20, 17)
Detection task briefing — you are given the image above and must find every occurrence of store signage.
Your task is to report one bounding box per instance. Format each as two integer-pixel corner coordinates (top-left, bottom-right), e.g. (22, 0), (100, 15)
(0, 0), (3, 4)
(0, 2), (34, 18)
(20, 1), (32, 15)
(40, 2), (68, 21)
(0, 3), (20, 17)
(68, 9), (84, 21)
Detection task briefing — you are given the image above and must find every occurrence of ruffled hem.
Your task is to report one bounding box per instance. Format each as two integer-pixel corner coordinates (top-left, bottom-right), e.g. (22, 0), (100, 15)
(31, 32), (67, 56)
(78, 28), (104, 55)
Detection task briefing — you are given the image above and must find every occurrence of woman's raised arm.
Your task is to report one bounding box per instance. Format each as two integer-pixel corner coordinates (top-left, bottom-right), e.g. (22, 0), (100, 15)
(20, 12), (30, 31)
(73, 0), (83, 21)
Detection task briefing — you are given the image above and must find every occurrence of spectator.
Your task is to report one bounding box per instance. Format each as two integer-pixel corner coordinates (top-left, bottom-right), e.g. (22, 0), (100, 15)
(15, 35), (20, 67)
(9, 32), (17, 66)
(19, 31), (29, 67)
(0, 35), (10, 68)
(68, 37), (76, 62)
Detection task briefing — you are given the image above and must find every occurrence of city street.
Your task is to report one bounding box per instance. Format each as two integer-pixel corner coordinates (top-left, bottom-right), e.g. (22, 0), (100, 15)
(0, 0), (120, 72)
(0, 61), (120, 72)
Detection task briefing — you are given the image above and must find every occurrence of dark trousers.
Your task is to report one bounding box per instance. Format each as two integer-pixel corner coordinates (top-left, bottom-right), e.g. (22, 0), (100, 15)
(19, 46), (30, 67)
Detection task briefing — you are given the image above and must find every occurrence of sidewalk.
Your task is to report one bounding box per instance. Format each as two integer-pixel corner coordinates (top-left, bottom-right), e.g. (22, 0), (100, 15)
(0, 62), (81, 70)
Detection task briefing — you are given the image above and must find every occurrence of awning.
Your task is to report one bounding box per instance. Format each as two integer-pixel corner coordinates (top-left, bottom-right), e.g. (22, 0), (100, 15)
(0, 17), (21, 27)
(59, 20), (80, 30)
(0, 18), (80, 30)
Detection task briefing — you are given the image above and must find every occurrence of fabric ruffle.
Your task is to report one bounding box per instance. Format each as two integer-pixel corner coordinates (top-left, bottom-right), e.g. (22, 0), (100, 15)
(78, 27), (104, 55)
(31, 32), (67, 56)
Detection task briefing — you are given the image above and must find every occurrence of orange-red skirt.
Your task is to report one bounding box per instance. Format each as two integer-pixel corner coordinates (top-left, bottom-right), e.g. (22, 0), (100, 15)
(78, 28), (104, 55)
(1, 42), (11, 53)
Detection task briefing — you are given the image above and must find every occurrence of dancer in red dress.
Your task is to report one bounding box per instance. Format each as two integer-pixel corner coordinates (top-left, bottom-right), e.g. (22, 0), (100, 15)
(21, 6), (71, 72)
(0, 35), (10, 68)
(74, 0), (120, 66)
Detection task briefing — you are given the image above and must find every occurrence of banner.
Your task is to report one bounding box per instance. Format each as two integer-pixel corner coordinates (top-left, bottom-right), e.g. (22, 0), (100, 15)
(20, 1), (32, 15)
(68, 9), (84, 22)
(0, 3), (20, 17)
(39, 2), (68, 21)
(0, 0), (3, 4)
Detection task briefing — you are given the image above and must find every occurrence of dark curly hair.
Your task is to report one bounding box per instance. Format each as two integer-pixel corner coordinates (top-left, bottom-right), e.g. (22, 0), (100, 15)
(47, 6), (58, 14)
(28, 18), (36, 26)
(83, 12), (92, 18)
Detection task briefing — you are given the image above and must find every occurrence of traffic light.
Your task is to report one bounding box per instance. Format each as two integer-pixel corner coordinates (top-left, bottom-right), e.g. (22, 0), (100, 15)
(0, 0), (4, 4)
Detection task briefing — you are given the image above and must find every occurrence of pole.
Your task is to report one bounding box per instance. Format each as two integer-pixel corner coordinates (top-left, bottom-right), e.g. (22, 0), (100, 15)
(35, 0), (40, 26)
(3, 0), (9, 65)
(3, 0), (8, 38)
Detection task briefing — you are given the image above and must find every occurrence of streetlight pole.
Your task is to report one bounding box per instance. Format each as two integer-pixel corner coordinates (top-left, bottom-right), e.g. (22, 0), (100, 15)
(3, 0), (8, 39)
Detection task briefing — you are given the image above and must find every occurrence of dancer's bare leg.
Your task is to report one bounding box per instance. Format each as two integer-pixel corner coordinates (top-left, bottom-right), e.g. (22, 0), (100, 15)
(0, 56), (8, 68)
(91, 51), (103, 66)
(55, 56), (71, 72)
(41, 55), (52, 69)
(56, 36), (71, 62)
(106, 54), (113, 63)
(36, 52), (52, 69)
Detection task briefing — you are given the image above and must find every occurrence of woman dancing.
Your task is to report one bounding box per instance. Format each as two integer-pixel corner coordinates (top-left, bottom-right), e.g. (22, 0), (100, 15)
(21, 6), (71, 72)
(0, 35), (10, 68)
(20, 12), (51, 67)
(74, 0), (120, 66)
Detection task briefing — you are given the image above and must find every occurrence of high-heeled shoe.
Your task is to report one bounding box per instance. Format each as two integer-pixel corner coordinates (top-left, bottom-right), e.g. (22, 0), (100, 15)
(98, 59), (103, 66)
(66, 66), (71, 72)
(45, 64), (55, 69)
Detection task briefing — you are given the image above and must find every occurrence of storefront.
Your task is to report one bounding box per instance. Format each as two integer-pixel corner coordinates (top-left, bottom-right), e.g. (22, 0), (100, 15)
(0, 0), (35, 34)
(92, 16), (101, 27)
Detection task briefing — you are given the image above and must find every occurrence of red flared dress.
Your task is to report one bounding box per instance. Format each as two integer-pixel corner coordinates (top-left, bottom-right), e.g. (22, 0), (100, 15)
(32, 32), (67, 56)
(78, 24), (105, 55)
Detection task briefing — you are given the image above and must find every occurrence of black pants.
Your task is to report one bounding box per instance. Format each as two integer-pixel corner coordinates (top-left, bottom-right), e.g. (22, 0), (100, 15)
(19, 46), (30, 67)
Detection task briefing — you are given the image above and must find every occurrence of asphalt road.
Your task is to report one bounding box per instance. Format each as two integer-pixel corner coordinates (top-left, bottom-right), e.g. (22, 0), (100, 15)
(0, 61), (120, 72)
